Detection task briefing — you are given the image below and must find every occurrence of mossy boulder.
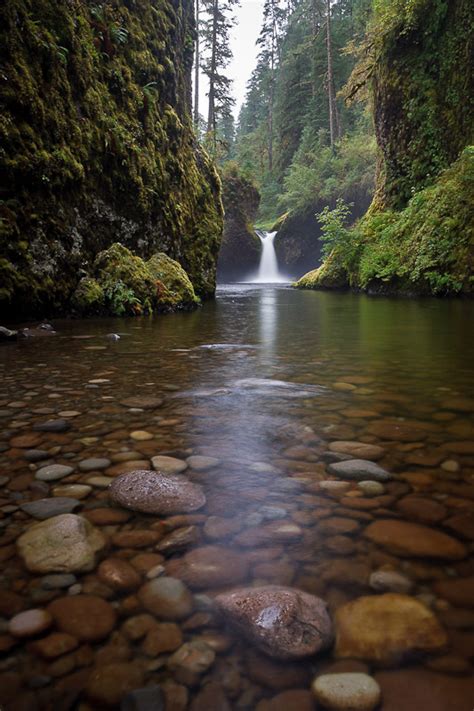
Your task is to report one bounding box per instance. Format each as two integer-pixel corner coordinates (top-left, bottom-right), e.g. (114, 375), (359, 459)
(295, 252), (349, 291)
(0, 0), (223, 320)
(71, 277), (105, 315)
(147, 252), (199, 309)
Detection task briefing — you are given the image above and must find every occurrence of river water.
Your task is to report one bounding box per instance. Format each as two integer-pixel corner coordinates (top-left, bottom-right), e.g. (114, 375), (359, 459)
(0, 285), (473, 709)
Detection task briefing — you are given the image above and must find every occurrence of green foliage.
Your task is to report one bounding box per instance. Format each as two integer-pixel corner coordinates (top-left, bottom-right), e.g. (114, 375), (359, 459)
(147, 252), (200, 309)
(317, 199), (354, 260)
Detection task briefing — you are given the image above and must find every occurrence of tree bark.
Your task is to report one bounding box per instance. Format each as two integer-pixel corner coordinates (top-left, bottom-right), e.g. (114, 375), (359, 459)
(207, 0), (218, 149)
(326, 0), (340, 146)
(194, 0), (200, 125)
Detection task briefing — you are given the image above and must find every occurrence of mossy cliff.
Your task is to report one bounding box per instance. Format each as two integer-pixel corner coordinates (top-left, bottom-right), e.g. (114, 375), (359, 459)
(217, 163), (261, 282)
(0, 0), (223, 318)
(297, 0), (474, 295)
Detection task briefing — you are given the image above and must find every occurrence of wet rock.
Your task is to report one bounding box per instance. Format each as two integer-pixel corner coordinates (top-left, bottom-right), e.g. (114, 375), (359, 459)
(374, 668), (474, 711)
(328, 460), (392, 482)
(364, 520), (467, 559)
(204, 516), (243, 540)
(366, 421), (428, 442)
(10, 433), (43, 448)
(357, 481), (385, 497)
(329, 442), (385, 461)
(33, 419), (71, 433)
(166, 545), (250, 589)
(433, 576), (474, 607)
(40, 574), (77, 590)
(98, 559), (142, 591)
(0, 326), (18, 341)
(190, 683), (230, 711)
(395, 496), (447, 524)
(215, 585), (332, 660)
(112, 530), (162, 548)
(29, 632), (79, 658)
(20, 497), (81, 519)
(335, 593), (447, 664)
(312, 673), (381, 711)
(234, 521), (302, 546)
(48, 595), (116, 641)
(369, 570), (413, 594)
(318, 517), (360, 535)
(160, 680), (189, 711)
(106, 333), (121, 341)
(120, 396), (164, 409)
(257, 689), (315, 711)
(167, 641), (215, 684)
(131, 430), (154, 441)
(17, 514), (106, 573)
(83, 508), (131, 525)
(9, 609), (53, 638)
(78, 458), (111, 472)
(109, 470), (206, 514)
(186, 455), (220, 470)
(245, 648), (311, 690)
(52, 484), (92, 499)
(156, 526), (199, 554)
(85, 662), (145, 706)
(35, 464), (75, 482)
(151, 455), (188, 474)
(444, 513), (474, 540)
(121, 686), (165, 711)
(24, 449), (50, 462)
(142, 622), (183, 656)
(138, 577), (194, 619)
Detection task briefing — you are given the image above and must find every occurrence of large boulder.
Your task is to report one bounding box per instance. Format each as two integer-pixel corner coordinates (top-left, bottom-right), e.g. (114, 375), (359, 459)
(335, 593), (447, 665)
(109, 470), (206, 515)
(147, 252), (199, 309)
(215, 585), (333, 660)
(17, 514), (106, 573)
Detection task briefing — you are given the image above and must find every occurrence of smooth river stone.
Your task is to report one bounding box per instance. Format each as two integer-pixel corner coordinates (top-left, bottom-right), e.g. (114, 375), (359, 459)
(20, 497), (81, 519)
(364, 520), (467, 560)
(335, 593), (447, 664)
(215, 585), (332, 660)
(120, 396), (164, 409)
(33, 419), (71, 433)
(186, 455), (220, 471)
(166, 545), (250, 589)
(8, 609), (53, 638)
(17, 514), (106, 573)
(138, 577), (194, 620)
(328, 460), (392, 482)
(35, 464), (74, 482)
(366, 420), (428, 442)
(151, 455), (188, 474)
(328, 442), (385, 461)
(109, 470), (205, 514)
(48, 595), (116, 642)
(369, 570), (413, 594)
(312, 673), (381, 711)
(78, 458), (111, 472)
(432, 577), (474, 608)
(97, 558), (142, 591)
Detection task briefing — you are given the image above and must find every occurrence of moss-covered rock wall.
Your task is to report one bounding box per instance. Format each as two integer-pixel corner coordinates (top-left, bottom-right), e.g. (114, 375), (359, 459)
(217, 164), (261, 281)
(297, 0), (474, 296)
(0, 0), (223, 318)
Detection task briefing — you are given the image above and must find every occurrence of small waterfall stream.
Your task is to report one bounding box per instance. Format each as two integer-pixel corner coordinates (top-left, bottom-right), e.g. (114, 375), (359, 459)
(251, 231), (288, 283)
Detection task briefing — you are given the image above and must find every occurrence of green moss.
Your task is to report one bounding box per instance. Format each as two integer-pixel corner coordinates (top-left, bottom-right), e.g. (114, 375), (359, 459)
(147, 252), (200, 309)
(295, 252), (349, 290)
(0, 0), (223, 319)
(71, 277), (104, 314)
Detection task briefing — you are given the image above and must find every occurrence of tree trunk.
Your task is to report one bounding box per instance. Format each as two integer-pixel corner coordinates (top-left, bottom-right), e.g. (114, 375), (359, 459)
(326, 0), (340, 147)
(207, 0), (218, 151)
(194, 0), (200, 126)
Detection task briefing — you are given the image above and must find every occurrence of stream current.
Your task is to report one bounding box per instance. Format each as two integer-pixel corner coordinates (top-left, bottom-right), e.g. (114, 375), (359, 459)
(0, 284), (474, 709)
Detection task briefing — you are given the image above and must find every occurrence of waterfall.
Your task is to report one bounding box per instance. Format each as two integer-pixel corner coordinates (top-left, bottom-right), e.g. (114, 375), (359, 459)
(251, 231), (288, 283)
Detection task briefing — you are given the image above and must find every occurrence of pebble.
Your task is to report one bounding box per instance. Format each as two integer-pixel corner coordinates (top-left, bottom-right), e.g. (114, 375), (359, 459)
(8, 609), (53, 638)
(156, 526), (199, 554)
(87, 476), (113, 488)
(364, 520), (467, 559)
(166, 545), (250, 588)
(85, 662), (145, 706)
(29, 632), (79, 659)
(151, 455), (188, 474)
(48, 594), (117, 641)
(20, 497), (81, 519)
(138, 577), (194, 620)
(17, 513), (106, 573)
(35, 464), (74, 482)
(357, 480), (385, 497)
(328, 459), (393, 482)
(40, 574), (77, 590)
(369, 570), (413, 594)
(167, 641), (215, 684)
(121, 686), (165, 711)
(120, 396), (164, 409)
(329, 441), (385, 461)
(78, 458), (111, 472)
(98, 559), (142, 591)
(109, 470), (206, 514)
(186, 455), (220, 470)
(52, 484), (92, 499)
(33, 419), (71, 433)
(312, 673), (381, 711)
(130, 431), (154, 441)
(23, 449), (50, 462)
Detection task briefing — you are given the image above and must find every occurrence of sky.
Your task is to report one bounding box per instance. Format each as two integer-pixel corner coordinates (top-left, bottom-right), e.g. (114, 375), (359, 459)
(198, 0), (265, 121)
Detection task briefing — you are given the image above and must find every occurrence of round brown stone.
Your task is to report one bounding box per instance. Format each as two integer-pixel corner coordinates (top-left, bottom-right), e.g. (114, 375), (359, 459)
(85, 662), (144, 706)
(112, 530), (162, 548)
(29, 632), (79, 659)
(364, 520), (467, 560)
(138, 577), (194, 620)
(82, 508), (131, 525)
(109, 470), (206, 514)
(98, 558), (142, 591)
(48, 595), (117, 642)
(166, 545), (250, 589)
(329, 441), (385, 461)
(395, 496), (447, 524)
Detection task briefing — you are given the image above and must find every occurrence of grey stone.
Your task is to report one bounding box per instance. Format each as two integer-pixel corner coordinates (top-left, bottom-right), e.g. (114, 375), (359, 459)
(121, 686), (164, 711)
(78, 458), (111, 472)
(328, 459), (393, 482)
(33, 419), (71, 433)
(109, 470), (205, 514)
(41, 574), (77, 590)
(35, 464), (74, 482)
(23, 450), (50, 462)
(21, 498), (81, 519)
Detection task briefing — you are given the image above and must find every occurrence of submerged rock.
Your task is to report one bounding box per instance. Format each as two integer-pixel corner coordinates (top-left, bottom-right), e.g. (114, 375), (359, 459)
(328, 459), (393, 482)
(48, 595), (116, 642)
(215, 585), (332, 660)
(166, 545), (250, 589)
(364, 520), (467, 559)
(328, 441), (385, 461)
(312, 673), (381, 711)
(20, 497), (81, 519)
(17, 514), (106, 573)
(335, 593), (447, 664)
(138, 577), (194, 620)
(109, 470), (206, 514)
(0, 326), (18, 341)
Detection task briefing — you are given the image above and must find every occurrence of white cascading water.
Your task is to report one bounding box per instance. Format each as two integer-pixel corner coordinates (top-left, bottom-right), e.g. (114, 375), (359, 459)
(251, 231), (288, 283)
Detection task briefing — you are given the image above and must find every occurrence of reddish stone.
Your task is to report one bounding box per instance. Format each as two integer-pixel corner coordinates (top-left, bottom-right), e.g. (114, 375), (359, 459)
(48, 595), (116, 642)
